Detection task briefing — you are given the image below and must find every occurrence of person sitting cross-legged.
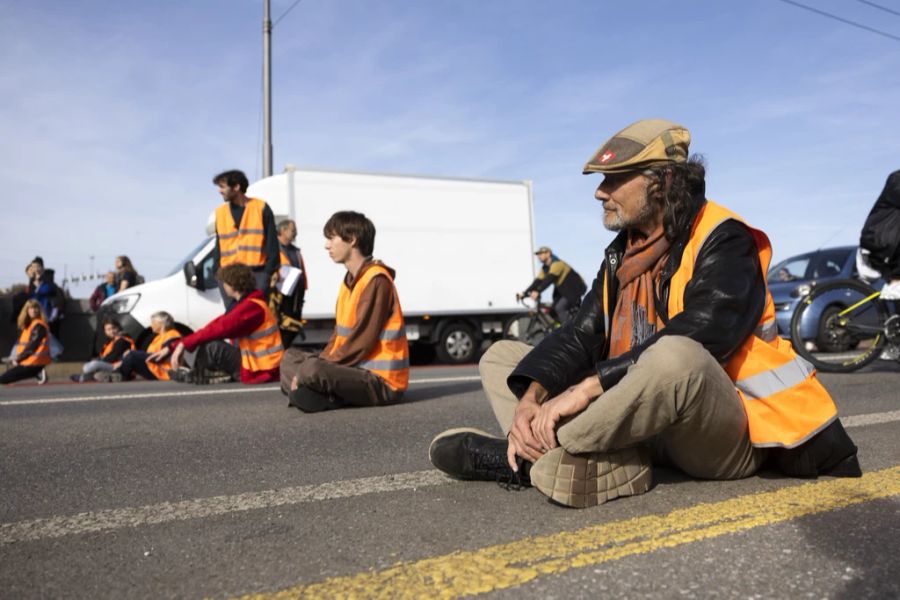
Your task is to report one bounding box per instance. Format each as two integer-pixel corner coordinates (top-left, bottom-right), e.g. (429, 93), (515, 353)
(153, 263), (284, 385)
(279, 211), (409, 412)
(429, 119), (861, 509)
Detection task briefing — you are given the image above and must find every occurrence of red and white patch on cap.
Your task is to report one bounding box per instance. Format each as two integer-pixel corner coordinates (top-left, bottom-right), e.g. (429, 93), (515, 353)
(599, 150), (616, 163)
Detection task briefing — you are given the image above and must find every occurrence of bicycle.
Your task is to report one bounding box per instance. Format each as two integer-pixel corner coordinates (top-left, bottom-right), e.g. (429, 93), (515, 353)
(789, 278), (900, 373)
(503, 298), (576, 346)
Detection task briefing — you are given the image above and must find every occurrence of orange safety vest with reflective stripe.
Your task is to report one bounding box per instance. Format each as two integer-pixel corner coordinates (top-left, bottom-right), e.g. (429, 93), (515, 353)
(145, 329), (182, 381)
(332, 265), (409, 392)
(237, 298), (284, 372)
(101, 335), (135, 360)
(667, 201), (838, 449)
(279, 247), (309, 290)
(216, 198), (267, 267)
(16, 319), (51, 367)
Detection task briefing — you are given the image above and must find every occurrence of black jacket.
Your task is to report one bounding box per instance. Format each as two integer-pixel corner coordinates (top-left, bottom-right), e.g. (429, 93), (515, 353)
(508, 195), (859, 478)
(860, 169), (900, 278)
(509, 198), (766, 398)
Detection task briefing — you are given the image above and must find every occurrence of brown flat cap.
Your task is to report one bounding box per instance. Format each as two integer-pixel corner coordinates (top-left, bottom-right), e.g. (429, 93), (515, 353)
(535, 246), (552, 255)
(583, 119), (690, 175)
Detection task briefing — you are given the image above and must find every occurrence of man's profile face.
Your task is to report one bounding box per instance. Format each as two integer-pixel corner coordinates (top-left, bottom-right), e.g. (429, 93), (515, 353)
(284, 222), (297, 243)
(594, 172), (655, 232)
(325, 234), (353, 265)
(537, 251), (552, 264)
(217, 182), (240, 203)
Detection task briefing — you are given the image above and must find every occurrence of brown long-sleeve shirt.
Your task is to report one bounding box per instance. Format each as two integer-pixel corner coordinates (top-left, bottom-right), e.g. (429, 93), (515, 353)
(321, 260), (397, 366)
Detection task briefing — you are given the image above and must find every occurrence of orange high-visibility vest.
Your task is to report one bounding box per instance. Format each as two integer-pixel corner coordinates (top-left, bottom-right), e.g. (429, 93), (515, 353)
(238, 298), (284, 372)
(145, 329), (182, 381)
(16, 319), (51, 367)
(101, 335), (134, 360)
(332, 265), (409, 392)
(279, 246), (308, 290)
(216, 198), (267, 267)
(667, 200), (838, 449)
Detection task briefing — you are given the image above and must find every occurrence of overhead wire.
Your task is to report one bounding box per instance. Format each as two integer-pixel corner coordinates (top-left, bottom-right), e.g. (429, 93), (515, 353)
(775, 0), (900, 42)
(273, 0), (305, 28)
(855, 0), (900, 19)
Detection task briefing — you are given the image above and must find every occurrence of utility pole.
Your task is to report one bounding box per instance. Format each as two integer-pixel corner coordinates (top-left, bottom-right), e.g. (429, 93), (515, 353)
(262, 0), (273, 177)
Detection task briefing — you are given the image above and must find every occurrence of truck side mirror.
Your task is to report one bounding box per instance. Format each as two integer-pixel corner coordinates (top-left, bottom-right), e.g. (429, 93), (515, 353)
(183, 261), (205, 291)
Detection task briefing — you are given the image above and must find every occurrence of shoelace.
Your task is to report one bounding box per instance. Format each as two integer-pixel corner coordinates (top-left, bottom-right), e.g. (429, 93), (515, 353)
(472, 450), (529, 492)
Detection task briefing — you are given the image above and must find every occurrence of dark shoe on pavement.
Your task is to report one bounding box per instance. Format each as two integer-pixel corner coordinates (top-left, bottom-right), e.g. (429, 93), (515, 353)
(203, 371), (234, 385)
(167, 367), (196, 384)
(94, 371), (123, 383)
(530, 445), (652, 508)
(429, 427), (530, 487)
(288, 386), (339, 412)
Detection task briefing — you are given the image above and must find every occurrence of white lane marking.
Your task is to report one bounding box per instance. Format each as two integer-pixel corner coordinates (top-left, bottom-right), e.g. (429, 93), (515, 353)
(0, 376), (482, 407)
(0, 470), (454, 545)
(842, 409), (900, 428)
(1, 408), (898, 545)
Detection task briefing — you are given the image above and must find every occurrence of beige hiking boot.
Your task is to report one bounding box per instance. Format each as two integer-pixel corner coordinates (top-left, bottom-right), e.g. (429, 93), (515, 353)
(530, 445), (653, 508)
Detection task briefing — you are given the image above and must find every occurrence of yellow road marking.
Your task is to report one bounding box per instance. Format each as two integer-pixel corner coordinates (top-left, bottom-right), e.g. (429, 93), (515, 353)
(238, 466), (900, 600)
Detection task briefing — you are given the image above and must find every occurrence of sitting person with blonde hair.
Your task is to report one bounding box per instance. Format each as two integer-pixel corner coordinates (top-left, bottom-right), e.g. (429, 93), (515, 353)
(96, 311), (180, 382)
(1, 299), (51, 385)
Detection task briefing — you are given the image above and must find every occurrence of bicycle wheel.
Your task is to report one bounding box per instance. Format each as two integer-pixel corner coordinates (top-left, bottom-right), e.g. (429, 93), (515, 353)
(790, 279), (889, 373)
(503, 314), (548, 346)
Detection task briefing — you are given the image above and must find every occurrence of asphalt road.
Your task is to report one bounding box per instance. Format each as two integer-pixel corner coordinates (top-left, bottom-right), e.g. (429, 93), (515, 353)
(1, 360), (899, 599)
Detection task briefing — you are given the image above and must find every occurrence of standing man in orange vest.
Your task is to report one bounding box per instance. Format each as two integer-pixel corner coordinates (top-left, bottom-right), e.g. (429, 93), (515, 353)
(429, 119), (861, 508)
(212, 169), (280, 307)
(279, 211), (409, 412)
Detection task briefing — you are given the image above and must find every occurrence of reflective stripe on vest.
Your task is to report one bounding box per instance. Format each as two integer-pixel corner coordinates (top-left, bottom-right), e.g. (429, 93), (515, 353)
(16, 319), (51, 367)
(237, 298), (284, 372)
(215, 198), (267, 267)
(332, 265), (409, 392)
(101, 335), (135, 360)
(145, 329), (182, 381)
(667, 200), (838, 449)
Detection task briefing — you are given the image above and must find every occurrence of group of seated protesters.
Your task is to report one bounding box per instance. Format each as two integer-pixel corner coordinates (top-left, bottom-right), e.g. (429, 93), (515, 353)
(5, 211), (408, 419)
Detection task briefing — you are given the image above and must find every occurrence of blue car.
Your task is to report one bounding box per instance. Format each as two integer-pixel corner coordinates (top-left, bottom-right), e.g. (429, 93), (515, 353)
(767, 246), (861, 337)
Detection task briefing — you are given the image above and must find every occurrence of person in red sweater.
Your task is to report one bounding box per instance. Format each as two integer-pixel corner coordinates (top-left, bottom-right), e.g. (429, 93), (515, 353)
(150, 264), (284, 384)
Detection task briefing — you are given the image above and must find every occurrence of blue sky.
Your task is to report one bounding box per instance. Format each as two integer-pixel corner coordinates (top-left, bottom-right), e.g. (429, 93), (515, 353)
(2, 0), (899, 296)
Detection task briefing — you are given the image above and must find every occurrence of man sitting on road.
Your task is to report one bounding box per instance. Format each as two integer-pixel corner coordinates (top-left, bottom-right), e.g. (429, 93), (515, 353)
(279, 211), (409, 412)
(152, 264), (284, 385)
(518, 246), (587, 325)
(429, 119), (861, 508)
(97, 312), (181, 382)
(72, 317), (134, 382)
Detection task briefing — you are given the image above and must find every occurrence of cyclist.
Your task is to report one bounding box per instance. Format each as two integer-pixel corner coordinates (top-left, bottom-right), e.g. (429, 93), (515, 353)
(859, 169), (900, 300)
(859, 169), (900, 360)
(517, 246), (587, 326)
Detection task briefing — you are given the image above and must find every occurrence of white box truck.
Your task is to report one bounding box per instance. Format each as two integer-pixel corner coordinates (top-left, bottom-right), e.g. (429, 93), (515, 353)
(99, 168), (536, 363)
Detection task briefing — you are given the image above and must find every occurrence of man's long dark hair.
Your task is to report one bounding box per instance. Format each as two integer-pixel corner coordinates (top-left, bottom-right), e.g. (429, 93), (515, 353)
(645, 155), (707, 242)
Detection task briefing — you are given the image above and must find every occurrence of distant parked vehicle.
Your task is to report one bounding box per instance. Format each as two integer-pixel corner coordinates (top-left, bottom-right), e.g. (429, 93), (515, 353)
(767, 246), (862, 337)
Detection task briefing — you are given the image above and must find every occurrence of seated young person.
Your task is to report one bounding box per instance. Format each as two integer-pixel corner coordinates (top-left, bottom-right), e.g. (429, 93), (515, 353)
(279, 211), (409, 412)
(72, 318), (134, 382)
(153, 263), (283, 385)
(1, 300), (51, 385)
(96, 311), (180, 382)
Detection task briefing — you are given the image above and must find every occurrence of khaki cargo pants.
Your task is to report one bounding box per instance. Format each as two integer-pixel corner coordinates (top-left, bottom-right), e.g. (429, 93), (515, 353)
(480, 336), (768, 480)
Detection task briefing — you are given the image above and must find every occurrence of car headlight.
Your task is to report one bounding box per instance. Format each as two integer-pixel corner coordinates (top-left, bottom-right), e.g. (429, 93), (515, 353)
(791, 284), (812, 298)
(103, 293), (140, 314)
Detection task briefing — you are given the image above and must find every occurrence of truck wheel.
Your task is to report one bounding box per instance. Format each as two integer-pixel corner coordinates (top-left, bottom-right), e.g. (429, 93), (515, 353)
(436, 323), (478, 364)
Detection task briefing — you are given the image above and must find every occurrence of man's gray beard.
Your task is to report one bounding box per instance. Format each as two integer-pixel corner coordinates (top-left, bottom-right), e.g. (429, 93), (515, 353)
(602, 196), (657, 233)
